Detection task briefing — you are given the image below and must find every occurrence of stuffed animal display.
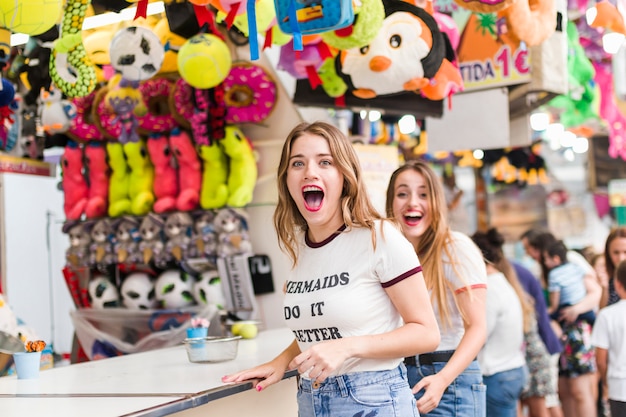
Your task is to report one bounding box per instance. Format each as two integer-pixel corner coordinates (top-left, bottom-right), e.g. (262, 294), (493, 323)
(64, 208), (253, 269)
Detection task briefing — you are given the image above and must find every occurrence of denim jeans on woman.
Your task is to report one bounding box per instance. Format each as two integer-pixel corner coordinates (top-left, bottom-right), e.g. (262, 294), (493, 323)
(297, 364), (418, 417)
(407, 359), (486, 417)
(483, 366), (527, 417)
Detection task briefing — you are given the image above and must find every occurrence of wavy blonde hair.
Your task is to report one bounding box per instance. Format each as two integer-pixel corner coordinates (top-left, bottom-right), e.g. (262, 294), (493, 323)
(385, 161), (468, 327)
(273, 121), (382, 266)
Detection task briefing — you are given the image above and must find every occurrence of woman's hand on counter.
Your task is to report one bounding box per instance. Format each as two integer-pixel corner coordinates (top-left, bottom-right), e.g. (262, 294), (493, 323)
(222, 339), (301, 392)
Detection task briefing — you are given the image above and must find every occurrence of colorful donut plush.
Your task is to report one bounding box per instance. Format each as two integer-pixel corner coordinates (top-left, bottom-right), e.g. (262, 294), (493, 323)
(169, 77), (193, 129)
(137, 77), (178, 135)
(170, 128), (201, 211)
(223, 62), (277, 123)
(498, 0), (557, 47)
(68, 90), (105, 142)
(147, 133), (178, 214)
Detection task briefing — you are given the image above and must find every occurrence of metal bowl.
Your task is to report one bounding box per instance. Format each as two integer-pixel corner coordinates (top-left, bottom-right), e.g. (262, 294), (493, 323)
(0, 331), (26, 376)
(183, 335), (242, 363)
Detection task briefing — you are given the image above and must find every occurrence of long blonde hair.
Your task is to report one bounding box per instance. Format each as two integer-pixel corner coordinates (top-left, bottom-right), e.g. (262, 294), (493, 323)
(273, 121), (382, 266)
(385, 161), (466, 327)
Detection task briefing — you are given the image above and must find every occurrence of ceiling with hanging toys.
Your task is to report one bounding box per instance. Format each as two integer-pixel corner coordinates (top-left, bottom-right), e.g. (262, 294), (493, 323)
(0, 0), (623, 199)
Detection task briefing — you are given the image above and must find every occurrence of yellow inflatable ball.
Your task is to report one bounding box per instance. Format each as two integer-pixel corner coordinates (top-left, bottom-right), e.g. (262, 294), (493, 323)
(178, 33), (232, 89)
(0, 0), (62, 36)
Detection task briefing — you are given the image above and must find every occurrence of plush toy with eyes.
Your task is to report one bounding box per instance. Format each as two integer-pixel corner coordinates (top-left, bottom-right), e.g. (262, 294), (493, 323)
(65, 222), (92, 267)
(220, 126), (257, 208)
(89, 218), (115, 268)
(124, 140), (155, 216)
(164, 211), (194, 262)
(213, 208), (253, 257)
(138, 213), (166, 266)
(113, 216), (142, 264)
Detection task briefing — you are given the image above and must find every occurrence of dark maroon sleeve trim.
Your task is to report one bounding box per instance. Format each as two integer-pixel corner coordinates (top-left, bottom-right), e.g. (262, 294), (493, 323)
(381, 265), (423, 288)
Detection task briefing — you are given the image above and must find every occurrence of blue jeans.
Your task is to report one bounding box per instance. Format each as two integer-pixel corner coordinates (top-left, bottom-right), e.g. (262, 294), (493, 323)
(297, 364), (418, 417)
(483, 366), (527, 417)
(407, 358), (486, 417)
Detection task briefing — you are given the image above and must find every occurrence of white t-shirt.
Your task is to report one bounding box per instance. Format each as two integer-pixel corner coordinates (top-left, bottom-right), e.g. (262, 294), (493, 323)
(479, 271), (526, 376)
(436, 231), (488, 351)
(283, 220), (422, 376)
(591, 299), (626, 402)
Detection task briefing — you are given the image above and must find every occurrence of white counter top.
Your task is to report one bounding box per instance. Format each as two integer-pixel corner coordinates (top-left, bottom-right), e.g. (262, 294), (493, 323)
(0, 327), (298, 416)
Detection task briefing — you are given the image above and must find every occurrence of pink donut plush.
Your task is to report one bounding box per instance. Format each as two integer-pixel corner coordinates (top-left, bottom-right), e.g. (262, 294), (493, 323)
(68, 90), (105, 142)
(223, 62), (277, 123)
(170, 77), (193, 130)
(137, 78), (178, 134)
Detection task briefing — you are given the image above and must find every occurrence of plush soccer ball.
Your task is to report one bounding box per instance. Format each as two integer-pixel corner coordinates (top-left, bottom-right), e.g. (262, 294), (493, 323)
(177, 33), (232, 89)
(109, 26), (164, 81)
(192, 269), (226, 309)
(88, 275), (120, 309)
(120, 272), (158, 310)
(154, 269), (195, 309)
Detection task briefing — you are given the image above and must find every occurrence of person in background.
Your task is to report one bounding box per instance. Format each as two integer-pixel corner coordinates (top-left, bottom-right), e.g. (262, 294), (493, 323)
(442, 166), (471, 235)
(471, 229), (530, 417)
(591, 259), (626, 417)
(386, 161), (487, 417)
(543, 240), (596, 326)
(222, 122), (440, 417)
(602, 227), (626, 308)
(591, 252), (614, 417)
(512, 260), (564, 417)
(521, 228), (601, 417)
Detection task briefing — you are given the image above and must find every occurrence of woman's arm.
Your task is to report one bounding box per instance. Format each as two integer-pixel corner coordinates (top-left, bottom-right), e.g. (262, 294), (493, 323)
(288, 272), (440, 382)
(413, 287), (487, 414)
(221, 339), (301, 391)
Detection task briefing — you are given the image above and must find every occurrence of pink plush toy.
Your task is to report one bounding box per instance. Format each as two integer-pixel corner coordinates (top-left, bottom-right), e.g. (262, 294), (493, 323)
(170, 128), (201, 211)
(84, 142), (110, 219)
(147, 133), (178, 213)
(61, 141), (88, 220)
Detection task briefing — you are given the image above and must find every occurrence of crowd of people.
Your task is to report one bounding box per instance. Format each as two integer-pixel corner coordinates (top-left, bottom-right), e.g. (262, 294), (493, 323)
(223, 121), (626, 417)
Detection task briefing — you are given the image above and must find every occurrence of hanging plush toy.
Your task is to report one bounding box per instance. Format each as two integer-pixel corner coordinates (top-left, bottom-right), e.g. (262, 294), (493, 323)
(220, 126), (258, 208)
(61, 141), (88, 221)
(65, 222), (92, 267)
(199, 139), (229, 210)
(320, 0), (385, 50)
(39, 87), (77, 135)
(213, 208), (253, 257)
(89, 218), (115, 268)
(337, 0), (462, 101)
(106, 142), (132, 217)
(124, 140), (155, 216)
(147, 133), (178, 214)
(189, 211), (218, 259)
(84, 142), (110, 219)
(104, 75), (147, 144)
(138, 213), (166, 266)
(170, 128), (201, 212)
(17, 26), (58, 106)
(163, 211), (194, 261)
(113, 216), (142, 264)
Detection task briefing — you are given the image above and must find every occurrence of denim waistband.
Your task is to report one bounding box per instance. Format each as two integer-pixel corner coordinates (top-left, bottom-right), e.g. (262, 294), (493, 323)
(299, 364), (407, 393)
